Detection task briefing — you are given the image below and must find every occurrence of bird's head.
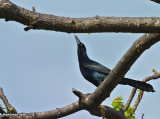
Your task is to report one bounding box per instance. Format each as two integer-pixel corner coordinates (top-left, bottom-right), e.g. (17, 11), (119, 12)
(75, 35), (87, 54)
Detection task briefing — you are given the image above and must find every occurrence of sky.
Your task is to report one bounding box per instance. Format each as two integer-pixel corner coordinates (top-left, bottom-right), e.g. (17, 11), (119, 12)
(0, 0), (160, 119)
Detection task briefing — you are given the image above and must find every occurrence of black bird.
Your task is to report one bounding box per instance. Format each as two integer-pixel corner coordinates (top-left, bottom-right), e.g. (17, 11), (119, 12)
(75, 35), (155, 92)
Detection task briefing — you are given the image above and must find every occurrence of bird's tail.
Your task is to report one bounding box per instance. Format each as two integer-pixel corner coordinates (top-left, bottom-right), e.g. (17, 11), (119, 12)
(119, 78), (155, 92)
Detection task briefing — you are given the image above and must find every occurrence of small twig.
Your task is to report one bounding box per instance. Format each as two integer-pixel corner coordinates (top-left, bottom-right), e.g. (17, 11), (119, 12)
(123, 88), (137, 111)
(72, 88), (84, 99)
(0, 87), (17, 114)
(32, 6), (35, 12)
(141, 113), (144, 119)
(152, 69), (159, 75)
(133, 90), (144, 111)
(132, 71), (160, 112)
(123, 70), (160, 112)
(143, 73), (160, 82)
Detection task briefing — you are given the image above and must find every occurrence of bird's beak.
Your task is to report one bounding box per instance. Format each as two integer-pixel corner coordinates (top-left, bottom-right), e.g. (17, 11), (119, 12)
(74, 35), (81, 45)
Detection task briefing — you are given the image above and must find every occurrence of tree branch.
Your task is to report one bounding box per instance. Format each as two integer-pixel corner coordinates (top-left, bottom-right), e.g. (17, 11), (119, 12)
(133, 90), (144, 112)
(0, 87), (17, 114)
(85, 33), (160, 109)
(123, 70), (160, 113)
(89, 105), (127, 119)
(150, 0), (160, 4)
(0, 97), (127, 119)
(1, 1), (160, 33)
(141, 113), (144, 119)
(133, 72), (160, 112)
(123, 88), (137, 111)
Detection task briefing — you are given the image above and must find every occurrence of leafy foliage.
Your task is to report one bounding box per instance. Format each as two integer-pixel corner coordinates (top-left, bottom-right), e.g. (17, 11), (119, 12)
(112, 96), (136, 119)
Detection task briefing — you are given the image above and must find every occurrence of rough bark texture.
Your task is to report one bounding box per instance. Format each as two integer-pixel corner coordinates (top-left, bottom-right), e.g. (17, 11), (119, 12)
(1, 1), (160, 33)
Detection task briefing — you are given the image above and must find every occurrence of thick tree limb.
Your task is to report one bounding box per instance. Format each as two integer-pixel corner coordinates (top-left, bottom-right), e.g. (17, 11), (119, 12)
(0, 100), (126, 119)
(89, 105), (127, 119)
(1, 1), (160, 33)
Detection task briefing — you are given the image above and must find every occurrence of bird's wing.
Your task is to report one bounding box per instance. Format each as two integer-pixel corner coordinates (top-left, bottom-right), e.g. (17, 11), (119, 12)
(83, 61), (111, 75)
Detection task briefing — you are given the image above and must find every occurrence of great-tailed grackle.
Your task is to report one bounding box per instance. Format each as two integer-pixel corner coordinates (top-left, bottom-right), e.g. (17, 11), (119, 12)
(75, 35), (155, 92)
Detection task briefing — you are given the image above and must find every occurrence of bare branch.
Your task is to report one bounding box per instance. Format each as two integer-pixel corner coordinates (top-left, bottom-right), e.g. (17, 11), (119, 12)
(123, 70), (160, 118)
(133, 90), (144, 112)
(1, 1), (160, 33)
(150, 0), (160, 4)
(141, 113), (144, 119)
(32, 6), (35, 12)
(0, 101), (81, 119)
(0, 87), (17, 114)
(72, 88), (84, 99)
(90, 106), (127, 119)
(152, 69), (159, 74)
(143, 73), (160, 82)
(123, 71), (160, 112)
(0, 100), (127, 119)
(0, 87), (127, 119)
(123, 88), (137, 111)
(133, 72), (160, 112)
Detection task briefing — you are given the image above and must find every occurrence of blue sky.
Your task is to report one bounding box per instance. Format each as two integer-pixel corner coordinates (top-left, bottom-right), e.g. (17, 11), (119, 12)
(0, 0), (160, 119)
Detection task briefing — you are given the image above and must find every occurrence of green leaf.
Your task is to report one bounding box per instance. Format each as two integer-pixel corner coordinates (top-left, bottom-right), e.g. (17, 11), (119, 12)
(112, 96), (136, 119)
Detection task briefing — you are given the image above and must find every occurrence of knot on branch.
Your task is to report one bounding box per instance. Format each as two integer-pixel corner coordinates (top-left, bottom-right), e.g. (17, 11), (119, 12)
(72, 88), (92, 109)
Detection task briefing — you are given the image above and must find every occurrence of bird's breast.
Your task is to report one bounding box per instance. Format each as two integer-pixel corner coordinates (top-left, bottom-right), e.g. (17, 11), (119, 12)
(80, 66), (107, 86)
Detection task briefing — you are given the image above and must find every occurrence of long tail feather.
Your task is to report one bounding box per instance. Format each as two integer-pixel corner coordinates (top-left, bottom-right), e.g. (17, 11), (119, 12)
(119, 78), (155, 92)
